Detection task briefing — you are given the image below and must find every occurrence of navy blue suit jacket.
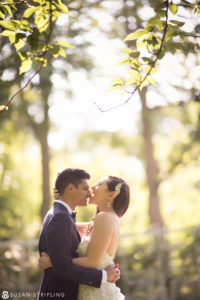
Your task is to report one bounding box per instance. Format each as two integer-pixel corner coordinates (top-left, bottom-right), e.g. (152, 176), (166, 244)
(38, 202), (102, 300)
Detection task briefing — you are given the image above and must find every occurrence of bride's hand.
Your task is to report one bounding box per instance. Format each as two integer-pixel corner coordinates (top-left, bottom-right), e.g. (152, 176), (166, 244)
(76, 222), (94, 236)
(105, 264), (120, 283)
(53, 188), (60, 199)
(39, 252), (52, 270)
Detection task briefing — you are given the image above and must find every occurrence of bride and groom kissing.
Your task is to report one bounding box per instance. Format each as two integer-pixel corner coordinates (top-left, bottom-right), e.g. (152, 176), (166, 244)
(38, 167), (130, 300)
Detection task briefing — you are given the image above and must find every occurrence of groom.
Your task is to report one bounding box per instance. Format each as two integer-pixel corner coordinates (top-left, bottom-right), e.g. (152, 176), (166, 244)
(38, 167), (119, 300)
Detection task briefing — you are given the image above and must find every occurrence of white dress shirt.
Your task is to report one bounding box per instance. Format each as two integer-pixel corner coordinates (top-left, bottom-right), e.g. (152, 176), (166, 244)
(54, 199), (74, 214)
(54, 200), (107, 284)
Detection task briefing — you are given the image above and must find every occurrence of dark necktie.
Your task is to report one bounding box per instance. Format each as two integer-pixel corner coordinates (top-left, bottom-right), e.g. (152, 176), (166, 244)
(71, 212), (76, 222)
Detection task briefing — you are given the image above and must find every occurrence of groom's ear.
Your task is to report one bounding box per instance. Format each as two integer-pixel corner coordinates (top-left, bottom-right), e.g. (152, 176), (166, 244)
(66, 183), (74, 192)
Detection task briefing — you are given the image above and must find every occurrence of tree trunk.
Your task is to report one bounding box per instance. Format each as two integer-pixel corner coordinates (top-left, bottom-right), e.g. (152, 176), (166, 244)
(140, 88), (163, 229)
(40, 134), (51, 220)
(39, 72), (52, 220)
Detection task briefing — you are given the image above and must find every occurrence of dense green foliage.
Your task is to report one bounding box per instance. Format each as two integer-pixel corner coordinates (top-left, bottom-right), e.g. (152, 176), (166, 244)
(103, 0), (200, 111)
(1, 0), (200, 111)
(0, 0), (70, 73)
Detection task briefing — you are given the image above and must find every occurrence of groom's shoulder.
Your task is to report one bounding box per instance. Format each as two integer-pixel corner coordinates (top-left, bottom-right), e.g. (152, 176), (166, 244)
(44, 206), (69, 224)
(47, 202), (68, 215)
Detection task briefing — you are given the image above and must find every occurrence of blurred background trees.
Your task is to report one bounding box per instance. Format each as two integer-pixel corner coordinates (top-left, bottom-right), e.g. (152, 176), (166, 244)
(0, 0), (200, 298)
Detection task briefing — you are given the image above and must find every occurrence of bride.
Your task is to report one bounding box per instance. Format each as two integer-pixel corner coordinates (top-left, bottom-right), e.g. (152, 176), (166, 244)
(39, 175), (130, 300)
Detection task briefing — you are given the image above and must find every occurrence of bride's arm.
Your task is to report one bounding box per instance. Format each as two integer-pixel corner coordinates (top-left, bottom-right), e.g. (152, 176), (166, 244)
(72, 213), (113, 268)
(39, 214), (113, 270)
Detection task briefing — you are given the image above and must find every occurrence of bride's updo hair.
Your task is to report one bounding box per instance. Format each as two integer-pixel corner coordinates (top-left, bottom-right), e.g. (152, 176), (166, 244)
(107, 176), (130, 217)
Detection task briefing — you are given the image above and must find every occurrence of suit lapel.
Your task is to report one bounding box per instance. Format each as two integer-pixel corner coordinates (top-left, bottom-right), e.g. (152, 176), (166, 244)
(70, 215), (81, 242)
(53, 202), (81, 242)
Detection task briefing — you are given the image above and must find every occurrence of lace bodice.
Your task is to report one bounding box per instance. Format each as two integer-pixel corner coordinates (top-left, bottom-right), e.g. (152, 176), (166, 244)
(77, 237), (114, 269)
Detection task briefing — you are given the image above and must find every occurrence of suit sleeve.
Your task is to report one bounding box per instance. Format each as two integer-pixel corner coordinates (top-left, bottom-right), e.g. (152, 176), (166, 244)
(45, 213), (102, 288)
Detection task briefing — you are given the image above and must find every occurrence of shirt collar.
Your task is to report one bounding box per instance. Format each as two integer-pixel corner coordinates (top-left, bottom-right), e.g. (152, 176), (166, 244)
(54, 200), (75, 215)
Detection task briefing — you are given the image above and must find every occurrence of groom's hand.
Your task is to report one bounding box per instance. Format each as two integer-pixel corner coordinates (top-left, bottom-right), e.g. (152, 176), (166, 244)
(39, 252), (53, 270)
(105, 264), (120, 283)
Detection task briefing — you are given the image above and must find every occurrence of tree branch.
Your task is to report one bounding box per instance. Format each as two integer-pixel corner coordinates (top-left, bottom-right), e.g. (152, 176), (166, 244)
(1, 0), (54, 112)
(183, 32), (200, 38)
(94, 1), (169, 113)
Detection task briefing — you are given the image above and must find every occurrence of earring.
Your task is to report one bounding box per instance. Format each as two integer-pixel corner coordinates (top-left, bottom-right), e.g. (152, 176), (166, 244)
(106, 201), (111, 209)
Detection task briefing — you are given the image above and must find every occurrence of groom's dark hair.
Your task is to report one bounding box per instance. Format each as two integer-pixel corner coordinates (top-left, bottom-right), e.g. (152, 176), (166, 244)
(55, 167), (90, 195)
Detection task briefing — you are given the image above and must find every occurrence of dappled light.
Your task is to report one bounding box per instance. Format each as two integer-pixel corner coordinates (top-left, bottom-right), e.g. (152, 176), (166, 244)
(0, 0), (200, 299)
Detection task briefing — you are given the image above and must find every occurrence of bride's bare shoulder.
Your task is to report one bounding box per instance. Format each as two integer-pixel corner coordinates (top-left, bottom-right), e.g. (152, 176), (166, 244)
(94, 212), (119, 226)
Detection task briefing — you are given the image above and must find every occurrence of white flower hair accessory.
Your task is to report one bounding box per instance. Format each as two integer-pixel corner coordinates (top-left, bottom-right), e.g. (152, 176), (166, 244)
(115, 182), (122, 197)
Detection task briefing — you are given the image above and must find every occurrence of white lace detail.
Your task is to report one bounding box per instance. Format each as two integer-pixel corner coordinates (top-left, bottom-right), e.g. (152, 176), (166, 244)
(77, 237), (125, 300)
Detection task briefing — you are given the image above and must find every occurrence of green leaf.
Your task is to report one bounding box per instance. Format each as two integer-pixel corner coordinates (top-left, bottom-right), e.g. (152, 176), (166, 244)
(35, 14), (48, 32)
(23, 7), (38, 18)
(136, 38), (145, 49)
(35, 56), (47, 67)
(56, 40), (75, 48)
(124, 30), (148, 42)
(166, 42), (182, 54)
(118, 57), (131, 65)
(58, 47), (66, 58)
(18, 54), (32, 75)
(120, 49), (140, 58)
(0, 20), (16, 30)
(181, 0), (194, 8)
(195, 7), (200, 14)
(139, 78), (147, 90)
(0, 19), (31, 31)
(129, 69), (140, 75)
(146, 76), (156, 85)
(5, 0), (17, 9)
(130, 59), (141, 71)
(145, 25), (155, 33)
(126, 71), (140, 86)
(179, 32), (185, 40)
(158, 48), (166, 59)
(2, 4), (13, 17)
(50, 45), (60, 58)
(0, 30), (16, 43)
(170, 20), (185, 27)
(145, 36), (160, 49)
(50, 45), (67, 58)
(4, 0), (16, 3)
(154, 8), (166, 18)
(0, 9), (5, 19)
(144, 65), (157, 74)
(112, 79), (123, 86)
(146, 17), (163, 29)
(131, 50), (140, 58)
(126, 77), (139, 87)
(55, 2), (68, 14)
(165, 30), (178, 41)
(105, 85), (122, 93)
(120, 48), (133, 54)
(14, 38), (25, 51)
(169, 4), (178, 14)
(142, 57), (154, 65)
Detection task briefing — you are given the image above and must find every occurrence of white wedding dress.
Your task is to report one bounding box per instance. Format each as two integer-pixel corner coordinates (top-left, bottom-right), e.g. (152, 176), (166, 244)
(77, 237), (125, 300)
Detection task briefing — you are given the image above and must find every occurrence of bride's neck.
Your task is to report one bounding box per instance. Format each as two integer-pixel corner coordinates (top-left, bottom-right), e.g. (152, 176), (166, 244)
(98, 204), (115, 214)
